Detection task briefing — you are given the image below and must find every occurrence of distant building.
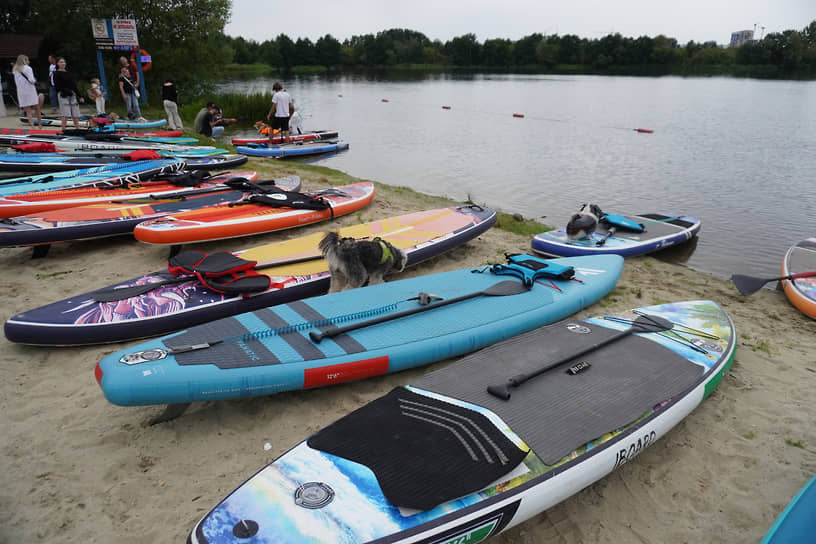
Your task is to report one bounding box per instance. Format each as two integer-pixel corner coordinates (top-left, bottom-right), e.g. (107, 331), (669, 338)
(729, 30), (754, 47)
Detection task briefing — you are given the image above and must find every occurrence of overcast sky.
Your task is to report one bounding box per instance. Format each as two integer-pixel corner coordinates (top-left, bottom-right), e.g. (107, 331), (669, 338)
(225, 0), (814, 46)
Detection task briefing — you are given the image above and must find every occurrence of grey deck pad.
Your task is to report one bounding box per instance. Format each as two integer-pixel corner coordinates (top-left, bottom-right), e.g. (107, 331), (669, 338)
(413, 318), (704, 465)
(308, 387), (527, 511)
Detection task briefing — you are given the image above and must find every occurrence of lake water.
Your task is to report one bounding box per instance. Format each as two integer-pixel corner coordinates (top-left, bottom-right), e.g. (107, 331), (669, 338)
(222, 73), (816, 280)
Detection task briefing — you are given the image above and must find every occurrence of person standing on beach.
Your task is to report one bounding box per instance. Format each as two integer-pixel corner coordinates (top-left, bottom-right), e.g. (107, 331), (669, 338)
(47, 55), (57, 113)
(87, 77), (105, 114)
(53, 56), (84, 131)
(162, 79), (183, 130)
(12, 54), (43, 127)
(266, 81), (292, 144)
(118, 66), (143, 121)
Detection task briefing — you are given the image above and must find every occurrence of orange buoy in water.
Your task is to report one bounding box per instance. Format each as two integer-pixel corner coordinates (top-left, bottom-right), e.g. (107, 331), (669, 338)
(381, 98), (389, 102)
(442, 105), (451, 109)
(513, 113), (524, 118)
(635, 128), (653, 133)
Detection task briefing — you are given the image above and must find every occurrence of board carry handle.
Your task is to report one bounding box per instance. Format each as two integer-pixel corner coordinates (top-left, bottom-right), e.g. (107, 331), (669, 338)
(486, 314), (674, 400)
(309, 280), (529, 343)
(90, 253), (324, 302)
(731, 270), (816, 296)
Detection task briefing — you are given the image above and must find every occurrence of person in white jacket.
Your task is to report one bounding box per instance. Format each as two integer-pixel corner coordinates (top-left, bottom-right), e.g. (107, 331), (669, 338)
(12, 55), (43, 127)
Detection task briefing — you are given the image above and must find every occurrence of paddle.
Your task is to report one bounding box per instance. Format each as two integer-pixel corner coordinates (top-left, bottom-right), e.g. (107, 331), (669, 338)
(90, 253), (324, 302)
(486, 314), (674, 400)
(731, 271), (816, 296)
(595, 226), (616, 246)
(309, 281), (530, 343)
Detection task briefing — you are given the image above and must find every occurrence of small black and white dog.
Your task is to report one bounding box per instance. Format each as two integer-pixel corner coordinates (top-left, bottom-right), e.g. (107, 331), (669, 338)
(319, 232), (408, 293)
(565, 204), (602, 241)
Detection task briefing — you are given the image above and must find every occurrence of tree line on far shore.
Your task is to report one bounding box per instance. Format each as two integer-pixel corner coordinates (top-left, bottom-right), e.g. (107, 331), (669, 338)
(224, 22), (816, 78)
(3, 1), (815, 114)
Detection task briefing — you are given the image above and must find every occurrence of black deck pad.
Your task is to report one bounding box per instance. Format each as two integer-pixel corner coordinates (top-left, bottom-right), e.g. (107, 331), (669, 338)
(307, 387), (528, 511)
(412, 319), (705, 465)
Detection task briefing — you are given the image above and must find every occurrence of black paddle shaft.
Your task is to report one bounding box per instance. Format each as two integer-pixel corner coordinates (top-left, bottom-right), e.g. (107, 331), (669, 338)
(309, 281), (529, 343)
(486, 314), (674, 400)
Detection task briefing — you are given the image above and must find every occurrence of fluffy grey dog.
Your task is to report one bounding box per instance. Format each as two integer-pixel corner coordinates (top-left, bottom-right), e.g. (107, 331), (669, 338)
(319, 232), (408, 293)
(565, 204), (602, 241)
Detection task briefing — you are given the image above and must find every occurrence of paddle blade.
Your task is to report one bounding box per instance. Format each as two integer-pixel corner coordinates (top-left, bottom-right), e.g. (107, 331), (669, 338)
(730, 274), (770, 296)
(630, 314), (674, 333)
(482, 280), (530, 296)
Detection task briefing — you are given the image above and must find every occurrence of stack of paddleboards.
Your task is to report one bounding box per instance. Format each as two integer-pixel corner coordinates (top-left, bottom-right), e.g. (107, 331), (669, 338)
(0, 131), (227, 154)
(5, 204), (498, 345)
(0, 172), (307, 249)
(0, 151), (247, 173)
(532, 205), (701, 258)
(0, 159), (188, 197)
(21, 115), (168, 130)
(186, 298), (735, 543)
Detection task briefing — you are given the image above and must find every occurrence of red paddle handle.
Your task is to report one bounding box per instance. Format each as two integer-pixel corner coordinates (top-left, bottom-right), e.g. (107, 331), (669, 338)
(790, 271), (816, 280)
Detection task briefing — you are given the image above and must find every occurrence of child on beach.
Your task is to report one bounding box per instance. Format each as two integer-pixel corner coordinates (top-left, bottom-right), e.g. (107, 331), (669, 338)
(87, 78), (105, 114)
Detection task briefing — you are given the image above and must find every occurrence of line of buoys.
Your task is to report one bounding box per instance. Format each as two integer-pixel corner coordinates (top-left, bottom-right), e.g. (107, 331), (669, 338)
(442, 105), (451, 110)
(635, 128), (654, 133)
(512, 113), (525, 118)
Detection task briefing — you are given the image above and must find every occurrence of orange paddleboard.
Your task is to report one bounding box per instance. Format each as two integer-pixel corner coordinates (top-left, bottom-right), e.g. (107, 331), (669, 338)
(133, 182), (376, 244)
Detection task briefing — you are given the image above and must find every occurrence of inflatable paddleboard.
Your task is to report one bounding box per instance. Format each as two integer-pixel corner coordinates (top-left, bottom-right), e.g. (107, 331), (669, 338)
(0, 159), (186, 197)
(22, 116), (167, 129)
(762, 475), (816, 543)
(187, 299), (734, 544)
(0, 172), (302, 248)
(0, 127), (183, 138)
(236, 140), (349, 158)
(0, 167), (263, 218)
(133, 181), (375, 244)
(780, 238), (816, 319)
(0, 152), (247, 173)
(95, 253), (623, 406)
(0, 133), (218, 153)
(231, 130), (339, 146)
(532, 212), (701, 258)
(5, 205), (497, 345)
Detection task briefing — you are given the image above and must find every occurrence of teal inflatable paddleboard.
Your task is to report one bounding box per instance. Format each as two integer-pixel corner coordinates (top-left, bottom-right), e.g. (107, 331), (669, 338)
(96, 253), (623, 407)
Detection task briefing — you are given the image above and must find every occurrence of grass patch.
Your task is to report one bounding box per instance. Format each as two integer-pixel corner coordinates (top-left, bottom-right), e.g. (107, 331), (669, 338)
(785, 438), (805, 449)
(744, 338), (775, 355)
(744, 431), (756, 440)
(494, 212), (550, 237)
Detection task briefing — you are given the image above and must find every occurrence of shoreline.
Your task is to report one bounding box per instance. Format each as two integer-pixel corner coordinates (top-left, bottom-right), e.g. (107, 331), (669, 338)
(0, 114), (814, 543)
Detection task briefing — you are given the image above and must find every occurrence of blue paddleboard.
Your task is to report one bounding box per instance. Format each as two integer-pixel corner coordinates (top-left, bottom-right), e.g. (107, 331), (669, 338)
(95, 253), (623, 406)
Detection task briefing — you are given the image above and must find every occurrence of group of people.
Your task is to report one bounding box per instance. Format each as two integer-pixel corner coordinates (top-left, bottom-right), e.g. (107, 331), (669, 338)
(12, 54), (84, 131)
(192, 81), (303, 141)
(5, 56), (301, 140)
(5, 53), (153, 130)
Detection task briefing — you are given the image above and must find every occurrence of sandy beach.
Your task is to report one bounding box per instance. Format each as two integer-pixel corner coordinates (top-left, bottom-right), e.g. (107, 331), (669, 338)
(0, 112), (814, 543)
